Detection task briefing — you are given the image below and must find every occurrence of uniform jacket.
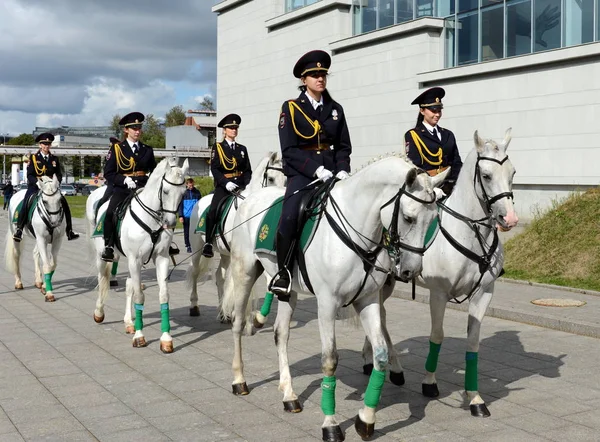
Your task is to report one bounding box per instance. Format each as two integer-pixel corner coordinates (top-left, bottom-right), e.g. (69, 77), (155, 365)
(210, 140), (252, 189)
(103, 140), (157, 192)
(405, 123), (462, 183)
(278, 91), (352, 179)
(27, 151), (62, 187)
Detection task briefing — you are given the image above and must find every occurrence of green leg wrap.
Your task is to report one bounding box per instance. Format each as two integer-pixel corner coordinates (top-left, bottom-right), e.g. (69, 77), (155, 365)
(160, 303), (170, 333)
(44, 273), (53, 292)
(321, 375), (336, 416)
(134, 303), (144, 331)
(260, 292), (274, 317)
(111, 262), (118, 276)
(465, 352), (478, 391)
(49, 270), (55, 278)
(425, 341), (442, 373)
(364, 368), (386, 409)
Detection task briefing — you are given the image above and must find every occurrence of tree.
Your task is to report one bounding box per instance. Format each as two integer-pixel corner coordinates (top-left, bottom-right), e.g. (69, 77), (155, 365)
(198, 96), (215, 111)
(165, 105), (186, 127)
(8, 133), (35, 145)
(141, 114), (165, 149)
(110, 114), (122, 138)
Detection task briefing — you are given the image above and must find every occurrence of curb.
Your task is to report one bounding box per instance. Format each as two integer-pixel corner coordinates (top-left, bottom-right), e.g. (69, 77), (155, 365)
(499, 277), (600, 298)
(391, 287), (600, 340)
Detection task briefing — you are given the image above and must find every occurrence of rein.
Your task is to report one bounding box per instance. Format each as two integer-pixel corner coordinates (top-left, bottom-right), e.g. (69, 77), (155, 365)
(437, 154), (512, 304)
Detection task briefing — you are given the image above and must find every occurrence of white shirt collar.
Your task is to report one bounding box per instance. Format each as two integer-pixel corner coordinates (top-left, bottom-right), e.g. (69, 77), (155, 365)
(127, 139), (138, 149)
(422, 121), (438, 133)
(305, 92), (323, 110)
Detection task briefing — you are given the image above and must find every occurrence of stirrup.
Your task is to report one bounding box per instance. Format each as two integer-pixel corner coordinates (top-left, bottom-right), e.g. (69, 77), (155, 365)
(269, 268), (292, 302)
(101, 247), (115, 262)
(202, 243), (214, 258)
(13, 228), (23, 242)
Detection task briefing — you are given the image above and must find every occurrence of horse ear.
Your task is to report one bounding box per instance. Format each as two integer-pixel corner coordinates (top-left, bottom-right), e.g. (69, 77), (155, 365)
(406, 168), (418, 188)
(474, 130), (485, 153)
(181, 159), (189, 176)
(53, 174), (59, 187)
(269, 151), (277, 163)
(36, 179), (43, 189)
(502, 127), (512, 149)
(431, 167), (450, 188)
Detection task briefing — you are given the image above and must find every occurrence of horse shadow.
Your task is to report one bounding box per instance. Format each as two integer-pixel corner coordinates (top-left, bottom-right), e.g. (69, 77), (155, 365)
(246, 329), (566, 438)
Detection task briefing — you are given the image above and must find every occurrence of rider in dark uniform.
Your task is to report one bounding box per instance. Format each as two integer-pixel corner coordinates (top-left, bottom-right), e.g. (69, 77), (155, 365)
(94, 137), (120, 220)
(101, 112), (157, 262)
(201, 114), (252, 258)
(13, 133), (80, 242)
(270, 50), (352, 299)
(405, 87), (462, 195)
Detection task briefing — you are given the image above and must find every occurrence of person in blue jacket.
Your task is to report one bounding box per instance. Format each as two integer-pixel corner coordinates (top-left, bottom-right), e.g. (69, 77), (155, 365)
(178, 178), (202, 253)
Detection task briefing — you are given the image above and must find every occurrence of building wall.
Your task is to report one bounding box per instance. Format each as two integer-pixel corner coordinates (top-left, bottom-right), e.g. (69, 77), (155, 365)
(214, 0), (600, 221)
(166, 126), (209, 150)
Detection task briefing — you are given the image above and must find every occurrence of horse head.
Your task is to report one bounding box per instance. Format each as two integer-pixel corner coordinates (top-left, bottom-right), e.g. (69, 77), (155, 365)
(264, 151), (286, 188)
(473, 128), (519, 230)
(158, 157), (189, 228)
(37, 175), (63, 227)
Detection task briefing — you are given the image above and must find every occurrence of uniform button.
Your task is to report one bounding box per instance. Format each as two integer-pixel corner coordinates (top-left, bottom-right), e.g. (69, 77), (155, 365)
(317, 151), (321, 155)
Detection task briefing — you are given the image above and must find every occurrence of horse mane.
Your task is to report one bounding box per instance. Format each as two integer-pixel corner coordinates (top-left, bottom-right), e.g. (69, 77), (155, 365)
(352, 150), (413, 174)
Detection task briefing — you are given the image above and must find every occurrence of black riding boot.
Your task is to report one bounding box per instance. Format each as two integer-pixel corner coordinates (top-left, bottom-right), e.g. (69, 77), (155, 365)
(13, 198), (29, 242)
(202, 220), (215, 258)
(101, 217), (115, 262)
(61, 197), (79, 241)
(270, 232), (296, 302)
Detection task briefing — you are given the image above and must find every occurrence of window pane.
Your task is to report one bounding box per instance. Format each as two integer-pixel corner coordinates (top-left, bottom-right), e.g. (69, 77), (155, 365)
(353, 4), (362, 35)
(564, 0), (594, 46)
(482, 4), (504, 61)
(458, 0), (478, 13)
(445, 17), (457, 66)
(534, 0), (561, 52)
(457, 11), (479, 64)
(397, 0), (414, 22)
(362, 0), (377, 32)
(438, 0), (456, 16)
(417, 0), (435, 16)
(506, 0), (532, 56)
(379, 0), (395, 27)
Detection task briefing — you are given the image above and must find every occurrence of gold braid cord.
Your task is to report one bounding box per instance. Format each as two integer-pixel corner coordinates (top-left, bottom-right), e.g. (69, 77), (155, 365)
(410, 130), (442, 166)
(288, 101), (321, 144)
(31, 155), (47, 176)
(114, 144), (135, 172)
(216, 143), (237, 171)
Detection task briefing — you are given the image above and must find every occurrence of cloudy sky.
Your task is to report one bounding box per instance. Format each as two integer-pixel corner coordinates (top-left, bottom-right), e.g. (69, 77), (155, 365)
(0, 0), (218, 136)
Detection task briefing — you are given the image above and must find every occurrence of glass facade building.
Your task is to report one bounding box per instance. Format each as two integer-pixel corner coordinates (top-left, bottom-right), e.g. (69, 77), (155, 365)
(351, 0), (599, 67)
(286, 0), (321, 11)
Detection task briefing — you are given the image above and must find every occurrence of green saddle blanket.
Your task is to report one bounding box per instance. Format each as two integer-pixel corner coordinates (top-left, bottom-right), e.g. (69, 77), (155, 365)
(195, 195), (235, 234)
(254, 197), (320, 256)
(12, 195), (40, 224)
(91, 211), (109, 238)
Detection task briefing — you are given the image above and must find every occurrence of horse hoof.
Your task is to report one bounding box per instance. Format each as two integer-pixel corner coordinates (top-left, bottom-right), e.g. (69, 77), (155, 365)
(283, 400), (302, 413)
(125, 325), (135, 334)
(232, 382), (249, 395)
(160, 340), (173, 354)
(470, 403), (491, 417)
(15, 283), (23, 290)
(109, 280), (118, 287)
(93, 314), (105, 323)
(141, 283), (146, 290)
(422, 383), (439, 398)
(220, 317), (232, 325)
(45, 294), (55, 302)
(132, 337), (147, 348)
(253, 315), (265, 329)
(390, 371), (405, 386)
(354, 415), (374, 440)
(363, 363), (373, 376)
(189, 306), (200, 317)
(322, 425), (345, 442)
(35, 282), (43, 289)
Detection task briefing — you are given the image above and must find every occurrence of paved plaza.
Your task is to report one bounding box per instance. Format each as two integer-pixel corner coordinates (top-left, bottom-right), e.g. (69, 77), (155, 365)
(1, 213), (600, 441)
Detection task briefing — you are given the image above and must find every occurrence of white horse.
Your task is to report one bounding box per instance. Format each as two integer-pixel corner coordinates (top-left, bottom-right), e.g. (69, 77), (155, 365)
(221, 156), (448, 441)
(362, 129), (519, 418)
(185, 151), (286, 317)
(5, 175), (65, 302)
(88, 157), (189, 353)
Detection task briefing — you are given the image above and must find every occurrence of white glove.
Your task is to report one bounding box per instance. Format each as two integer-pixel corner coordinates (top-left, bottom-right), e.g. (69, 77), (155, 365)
(434, 188), (446, 200)
(336, 171), (350, 180)
(315, 166), (333, 182)
(226, 182), (239, 192)
(124, 176), (136, 189)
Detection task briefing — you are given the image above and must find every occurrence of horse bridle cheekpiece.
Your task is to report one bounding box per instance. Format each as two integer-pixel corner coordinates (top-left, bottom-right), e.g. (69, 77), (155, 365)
(38, 186), (64, 232)
(475, 155), (513, 213)
(262, 165), (284, 188)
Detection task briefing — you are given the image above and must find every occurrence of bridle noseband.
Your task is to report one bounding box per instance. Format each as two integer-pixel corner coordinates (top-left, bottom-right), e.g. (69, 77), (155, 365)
(475, 155), (513, 214)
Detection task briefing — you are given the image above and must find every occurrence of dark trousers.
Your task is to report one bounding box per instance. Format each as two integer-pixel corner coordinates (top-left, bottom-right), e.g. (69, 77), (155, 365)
(103, 190), (128, 246)
(17, 187), (74, 232)
(277, 175), (313, 237)
(205, 186), (229, 244)
(3, 195), (12, 210)
(182, 217), (191, 248)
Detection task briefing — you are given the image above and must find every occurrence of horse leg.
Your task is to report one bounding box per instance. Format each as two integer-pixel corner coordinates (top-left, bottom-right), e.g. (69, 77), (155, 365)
(110, 261), (119, 287)
(94, 252), (111, 323)
(36, 239), (55, 302)
(273, 291), (301, 412)
(317, 297), (345, 442)
(216, 255), (231, 323)
(128, 259), (147, 348)
(422, 290), (447, 398)
(186, 249), (203, 317)
(354, 294), (388, 440)
(33, 244), (43, 289)
(465, 284), (494, 417)
(4, 229), (23, 289)
(253, 289), (274, 329)
(156, 255), (174, 353)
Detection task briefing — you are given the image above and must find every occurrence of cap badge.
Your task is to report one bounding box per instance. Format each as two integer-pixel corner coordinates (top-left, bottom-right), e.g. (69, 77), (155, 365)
(317, 62), (321, 68)
(435, 98), (440, 103)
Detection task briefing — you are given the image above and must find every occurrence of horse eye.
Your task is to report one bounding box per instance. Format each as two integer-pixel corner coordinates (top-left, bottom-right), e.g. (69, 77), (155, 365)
(482, 174), (492, 181)
(268, 177), (274, 183)
(404, 215), (413, 224)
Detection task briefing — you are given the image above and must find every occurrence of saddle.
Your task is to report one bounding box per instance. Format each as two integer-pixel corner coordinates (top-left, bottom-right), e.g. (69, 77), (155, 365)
(12, 193), (40, 226)
(195, 195), (236, 250)
(91, 192), (136, 241)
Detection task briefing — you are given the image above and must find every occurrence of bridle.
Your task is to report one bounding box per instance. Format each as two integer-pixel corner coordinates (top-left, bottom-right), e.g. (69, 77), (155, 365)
(262, 164), (284, 188)
(474, 154), (513, 214)
(37, 184), (64, 235)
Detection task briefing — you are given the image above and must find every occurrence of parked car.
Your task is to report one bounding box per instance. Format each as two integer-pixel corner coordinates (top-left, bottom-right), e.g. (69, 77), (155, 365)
(72, 183), (86, 194)
(60, 184), (77, 196)
(17, 183), (28, 191)
(81, 185), (101, 196)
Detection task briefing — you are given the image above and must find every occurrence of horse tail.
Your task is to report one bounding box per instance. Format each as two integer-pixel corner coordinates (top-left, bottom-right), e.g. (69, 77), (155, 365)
(4, 228), (18, 274)
(220, 268), (237, 321)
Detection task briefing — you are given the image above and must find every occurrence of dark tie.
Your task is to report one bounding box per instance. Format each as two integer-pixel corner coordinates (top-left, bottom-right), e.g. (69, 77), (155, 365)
(43, 156), (48, 161)
(132, 143), (138, 154)
(432, 128), (439, 140)
(230, 142), (235, 151)
(317, 104), (323, 115)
